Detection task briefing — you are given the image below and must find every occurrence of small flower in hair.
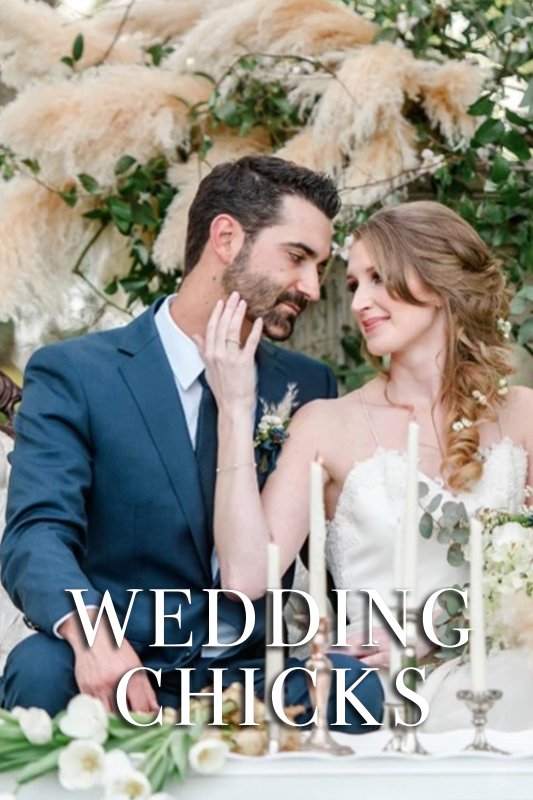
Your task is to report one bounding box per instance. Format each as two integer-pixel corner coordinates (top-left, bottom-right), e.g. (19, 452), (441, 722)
(332, 234), (354, 262)
(451, 416), (473, 433)
(496, 318), (512, 339)
(471, 389), (487, 406)
(497, 377), (509, 396)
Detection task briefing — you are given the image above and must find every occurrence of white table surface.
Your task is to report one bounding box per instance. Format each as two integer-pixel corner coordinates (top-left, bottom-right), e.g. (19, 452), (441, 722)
(1, 729), (533, 800)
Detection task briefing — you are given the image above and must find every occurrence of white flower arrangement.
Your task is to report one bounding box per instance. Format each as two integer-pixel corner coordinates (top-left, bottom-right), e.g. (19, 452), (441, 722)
(477, 510), (533, 651)
(0, 693), (230, 797)
(0, 684), (304, 795)
(418, 489), (533, 660)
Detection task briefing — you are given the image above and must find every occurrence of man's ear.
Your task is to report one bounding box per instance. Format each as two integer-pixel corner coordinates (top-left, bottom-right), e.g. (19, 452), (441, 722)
(209, 214), (245, 265)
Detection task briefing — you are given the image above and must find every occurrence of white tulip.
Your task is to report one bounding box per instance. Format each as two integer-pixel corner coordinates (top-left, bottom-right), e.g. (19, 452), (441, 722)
(104, 767), (152, 800)
(0, 793), (18, 800)
(59, 694), (108, 744)
(103, 748), (134, 778)
(11, 706), (53, 745)
(58, 739), (106, 790)
(188, 737), (229, 774)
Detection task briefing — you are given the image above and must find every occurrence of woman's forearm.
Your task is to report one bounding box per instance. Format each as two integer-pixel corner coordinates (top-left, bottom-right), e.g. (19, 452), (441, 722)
(214, 409), (271, 599)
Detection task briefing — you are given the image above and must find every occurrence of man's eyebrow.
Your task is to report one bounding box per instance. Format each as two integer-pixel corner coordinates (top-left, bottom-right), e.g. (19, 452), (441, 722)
(281, 241), (318, 258)
(281, 241), (330, 266)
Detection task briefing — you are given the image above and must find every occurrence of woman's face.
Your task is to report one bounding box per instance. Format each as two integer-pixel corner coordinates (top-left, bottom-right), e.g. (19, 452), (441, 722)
(346, 239), (442, 358)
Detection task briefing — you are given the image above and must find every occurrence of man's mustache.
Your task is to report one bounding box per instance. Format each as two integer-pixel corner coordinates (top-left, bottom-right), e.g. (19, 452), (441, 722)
(276, 291), (308, 313)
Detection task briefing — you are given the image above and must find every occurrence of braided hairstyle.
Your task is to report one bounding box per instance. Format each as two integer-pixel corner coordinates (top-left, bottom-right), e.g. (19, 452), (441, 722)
(356, 201), (514, 492)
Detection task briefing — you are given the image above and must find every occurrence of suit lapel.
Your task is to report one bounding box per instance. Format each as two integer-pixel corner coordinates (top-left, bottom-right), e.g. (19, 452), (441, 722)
(116, 304), (212, 578)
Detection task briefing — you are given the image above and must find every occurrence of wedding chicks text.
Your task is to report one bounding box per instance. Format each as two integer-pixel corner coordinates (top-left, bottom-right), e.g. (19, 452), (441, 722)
(65, 587), (469, 728)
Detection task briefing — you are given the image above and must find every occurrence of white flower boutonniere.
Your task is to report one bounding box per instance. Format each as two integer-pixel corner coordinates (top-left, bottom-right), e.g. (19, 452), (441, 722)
(254, 383), (298, 474)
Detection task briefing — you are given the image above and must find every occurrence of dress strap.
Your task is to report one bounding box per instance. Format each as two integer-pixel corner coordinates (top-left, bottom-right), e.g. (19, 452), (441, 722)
(359, 386), (380, 447)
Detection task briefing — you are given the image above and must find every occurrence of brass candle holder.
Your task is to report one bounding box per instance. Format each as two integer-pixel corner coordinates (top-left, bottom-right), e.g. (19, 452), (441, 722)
(300, 616), (354, 755)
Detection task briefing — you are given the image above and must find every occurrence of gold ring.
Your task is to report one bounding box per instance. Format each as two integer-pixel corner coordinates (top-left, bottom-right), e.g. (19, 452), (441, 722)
(225, 338), (241, 345)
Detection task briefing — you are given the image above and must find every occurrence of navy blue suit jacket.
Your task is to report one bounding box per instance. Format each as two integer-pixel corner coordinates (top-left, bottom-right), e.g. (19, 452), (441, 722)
(1, 299), (337, 672)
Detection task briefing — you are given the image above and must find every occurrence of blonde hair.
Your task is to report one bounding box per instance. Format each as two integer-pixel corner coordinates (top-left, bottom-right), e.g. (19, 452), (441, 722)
(356, 200), (514, 492)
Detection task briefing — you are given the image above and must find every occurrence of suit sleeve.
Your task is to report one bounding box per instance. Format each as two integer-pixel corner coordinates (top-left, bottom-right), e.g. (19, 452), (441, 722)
(0, 345), (103, 635)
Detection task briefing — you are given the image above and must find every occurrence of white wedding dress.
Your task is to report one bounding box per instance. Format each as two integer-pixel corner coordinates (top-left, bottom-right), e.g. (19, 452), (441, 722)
(326, 428), (532, 731)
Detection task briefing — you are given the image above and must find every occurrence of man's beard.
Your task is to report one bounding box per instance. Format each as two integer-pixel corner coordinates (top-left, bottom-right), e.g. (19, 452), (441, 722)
(222, 243), (307, 342)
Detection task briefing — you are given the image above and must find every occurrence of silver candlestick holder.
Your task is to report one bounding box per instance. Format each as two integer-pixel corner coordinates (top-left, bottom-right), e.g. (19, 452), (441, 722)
(383, 640), (429, 755)
(457, 689), (508, 753)
(300, 616), (354, 755)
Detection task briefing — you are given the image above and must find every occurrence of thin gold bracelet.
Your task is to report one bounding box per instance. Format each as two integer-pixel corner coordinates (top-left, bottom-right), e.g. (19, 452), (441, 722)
(215, 462), (257, 474)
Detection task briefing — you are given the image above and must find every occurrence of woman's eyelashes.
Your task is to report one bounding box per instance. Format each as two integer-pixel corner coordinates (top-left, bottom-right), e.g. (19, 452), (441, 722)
(346, 271), (383, 294)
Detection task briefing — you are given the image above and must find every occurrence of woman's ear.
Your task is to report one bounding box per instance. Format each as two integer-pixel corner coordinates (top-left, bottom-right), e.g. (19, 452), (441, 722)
(209, 214), (245, 265)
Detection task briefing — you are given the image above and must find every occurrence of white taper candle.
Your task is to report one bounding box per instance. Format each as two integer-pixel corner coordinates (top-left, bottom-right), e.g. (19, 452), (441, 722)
(309, 459), (328, 619)
(469, 517), (487, 693)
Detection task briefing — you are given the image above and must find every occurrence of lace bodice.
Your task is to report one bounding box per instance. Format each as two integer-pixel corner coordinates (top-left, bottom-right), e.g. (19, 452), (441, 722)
(326, 437), (528, 631)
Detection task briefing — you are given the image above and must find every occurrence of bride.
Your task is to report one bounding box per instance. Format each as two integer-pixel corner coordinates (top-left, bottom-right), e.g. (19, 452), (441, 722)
(201, 200), (533, 731)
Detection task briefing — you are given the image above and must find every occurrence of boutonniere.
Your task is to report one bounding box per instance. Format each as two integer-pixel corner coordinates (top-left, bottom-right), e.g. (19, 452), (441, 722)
(254, 383), (299, 474)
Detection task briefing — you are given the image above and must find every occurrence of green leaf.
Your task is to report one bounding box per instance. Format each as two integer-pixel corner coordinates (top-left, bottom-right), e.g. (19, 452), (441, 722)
(131, 204), (156, 227)
(453, 528), (469, 545)
(169, 730), (189, 776)
(418, 481), (430, 499)
(502, 129), (531, 161)
(83, 208), (111, 222)
(58, 187), (78, 208)
(447, 542), (465, 567)
(505, 109), (530, 127)
(133, 242), (150, 266)
(60, 56), (74, 68)
(490, 155), (510, 183)
(419, 511), (434, 539)
(445, 592), (465, 616)
(21, 158), (40, 174)
(468, 95), (495, 117)
(105, 279), (119, 295)
(427, 493), (443, 514)
(437, 526), (452, 544)
(17, 749), (60, 785)
(519, 78), (533, 113)
(518, 317), (533, 345)
(72, 33), (84, 62)
(108, 197), (134, 222)
(473, 118), (505, 145)
(120, 277), (148, 292)
(115, 155), (137, 175)
(78, 173), (101, 194)
(199, 135), (214, 161)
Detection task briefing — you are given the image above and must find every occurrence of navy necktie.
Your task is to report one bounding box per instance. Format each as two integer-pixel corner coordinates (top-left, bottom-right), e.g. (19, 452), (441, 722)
(196, 371), (218, 540)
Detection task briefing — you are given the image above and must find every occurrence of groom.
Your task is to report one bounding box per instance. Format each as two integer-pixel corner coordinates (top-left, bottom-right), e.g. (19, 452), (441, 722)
(1, 156), (383, 728)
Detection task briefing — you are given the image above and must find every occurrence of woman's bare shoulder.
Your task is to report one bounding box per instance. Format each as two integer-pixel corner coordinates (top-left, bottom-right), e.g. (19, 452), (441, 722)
(290, 388), (368, 430)
(502, 384), (533, 415)
(499, 385), (533, 439)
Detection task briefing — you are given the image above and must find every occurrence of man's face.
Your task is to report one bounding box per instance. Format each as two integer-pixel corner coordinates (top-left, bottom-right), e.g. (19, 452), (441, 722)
(221, 195), (332, 341)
